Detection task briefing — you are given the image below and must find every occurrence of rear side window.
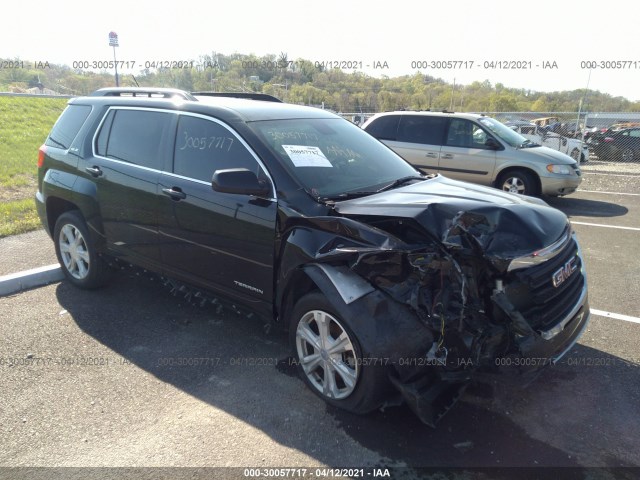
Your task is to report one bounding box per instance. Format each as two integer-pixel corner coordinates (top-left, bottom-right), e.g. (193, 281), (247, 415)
(364, 115), (399, 140)
(45, 105), (91, 149)
(173, 115), (261, 182)
(397, 116), (446, 145)
(95, 109), (173, 170)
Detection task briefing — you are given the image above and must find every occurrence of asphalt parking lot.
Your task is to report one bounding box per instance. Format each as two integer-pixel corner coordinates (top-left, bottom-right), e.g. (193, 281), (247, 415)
(1, 171), (639, 479)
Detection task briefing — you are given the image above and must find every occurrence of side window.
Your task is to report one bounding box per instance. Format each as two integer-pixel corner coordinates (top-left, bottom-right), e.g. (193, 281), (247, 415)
(629, 130), (640, 138)
(446, 119), (489, 149)
(364, 115), (399, 140)
(173, 115), (261, 182)
(95, 109), (172, 170)
(397, 116), (446, 146)
(95, 110), (115, 156)
(45, 104), (92, 150)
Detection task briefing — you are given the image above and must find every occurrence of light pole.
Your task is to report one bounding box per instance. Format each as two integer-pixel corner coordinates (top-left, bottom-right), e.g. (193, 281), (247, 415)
(108, 31), (119, 87)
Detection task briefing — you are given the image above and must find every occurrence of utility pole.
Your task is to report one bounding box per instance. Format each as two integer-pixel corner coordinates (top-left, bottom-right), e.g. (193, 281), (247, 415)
(449, 78), (456, 111)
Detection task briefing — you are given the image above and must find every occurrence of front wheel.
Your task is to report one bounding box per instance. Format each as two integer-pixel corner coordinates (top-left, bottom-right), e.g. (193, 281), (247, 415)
(289, 292), (390, 414)
(622, 148), (635, 162)
(497, 170), (538, 196)
(54, 211), (111, 289)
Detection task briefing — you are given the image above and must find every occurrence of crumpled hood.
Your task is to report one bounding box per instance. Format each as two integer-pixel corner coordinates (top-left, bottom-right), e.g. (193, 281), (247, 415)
(333, 175), (569, 265)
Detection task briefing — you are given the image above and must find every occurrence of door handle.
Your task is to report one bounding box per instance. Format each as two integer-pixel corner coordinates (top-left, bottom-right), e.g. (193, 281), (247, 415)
(425, 152), (437, 158)
(85, 166), (103, 177)
(441, 153), (453, 159)
(162, 187), (187, 200)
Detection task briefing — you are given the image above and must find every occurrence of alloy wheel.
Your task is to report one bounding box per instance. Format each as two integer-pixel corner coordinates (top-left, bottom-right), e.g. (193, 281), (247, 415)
(58, 224), (90, 280)
(295, 310), (359, 400)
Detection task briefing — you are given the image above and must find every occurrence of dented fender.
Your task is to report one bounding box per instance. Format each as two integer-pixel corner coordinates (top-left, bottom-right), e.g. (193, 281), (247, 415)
(302, 263), (434, 363)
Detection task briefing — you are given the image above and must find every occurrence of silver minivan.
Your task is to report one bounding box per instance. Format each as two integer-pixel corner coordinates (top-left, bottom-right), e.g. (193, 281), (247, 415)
(362, 111), (582, 196)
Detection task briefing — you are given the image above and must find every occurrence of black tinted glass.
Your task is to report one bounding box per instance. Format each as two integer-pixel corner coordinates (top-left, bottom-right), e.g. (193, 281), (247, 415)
(397, 116), (446, 145)
(102, 109), (172, 170)
(364, 115), (399, 140)
(95, 110), (115, 156)
(45, 105), (91, 150)
(174, 115), (258, 182)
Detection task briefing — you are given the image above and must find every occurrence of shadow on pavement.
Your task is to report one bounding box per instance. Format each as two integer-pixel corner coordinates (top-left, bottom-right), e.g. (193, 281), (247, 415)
(55, 273), (640, 471)
(545, 196), (628, 218)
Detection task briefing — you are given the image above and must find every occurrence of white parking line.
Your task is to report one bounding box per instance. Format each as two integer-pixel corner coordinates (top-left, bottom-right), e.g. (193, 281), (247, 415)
(578, 189), (640, 196)
(591, 309), (640, 325)
(582, 172), (640, 178)
(571, 221), (640, 231)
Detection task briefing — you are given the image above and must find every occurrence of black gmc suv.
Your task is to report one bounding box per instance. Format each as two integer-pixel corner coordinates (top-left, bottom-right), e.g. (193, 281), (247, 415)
(36, 88), (590, 426)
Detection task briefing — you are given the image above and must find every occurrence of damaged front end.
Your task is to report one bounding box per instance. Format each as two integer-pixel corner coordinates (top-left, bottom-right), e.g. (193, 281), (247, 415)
(281, 184), (590, 427)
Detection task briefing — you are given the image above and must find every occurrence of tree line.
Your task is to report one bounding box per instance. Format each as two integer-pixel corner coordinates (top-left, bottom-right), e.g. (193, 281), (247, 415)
(2, 52), (639, 113)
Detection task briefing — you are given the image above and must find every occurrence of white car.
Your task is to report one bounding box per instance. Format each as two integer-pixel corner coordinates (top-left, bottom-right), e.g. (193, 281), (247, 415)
(508, 122), (590, 163)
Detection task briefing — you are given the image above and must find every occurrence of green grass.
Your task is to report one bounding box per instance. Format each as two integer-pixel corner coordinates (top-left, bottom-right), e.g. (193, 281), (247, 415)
(0, 96), (68, 236)
(0, 96), (68, 187)
(0, 198), (41, 238)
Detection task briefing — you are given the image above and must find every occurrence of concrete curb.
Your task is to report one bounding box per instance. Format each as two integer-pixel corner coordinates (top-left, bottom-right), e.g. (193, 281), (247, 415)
(0, 264), (64, 297)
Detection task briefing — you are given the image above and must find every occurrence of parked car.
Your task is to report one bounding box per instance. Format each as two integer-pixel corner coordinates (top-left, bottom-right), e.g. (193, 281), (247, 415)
(531, 116), (560, 128)
(532, 116), (562, 134)
(37, 88), (590, 426)
(362, 111), (582, 197)
(588, 127), (640, 161)
(558, 121), (582, 138)
(506, 122), (590, 163)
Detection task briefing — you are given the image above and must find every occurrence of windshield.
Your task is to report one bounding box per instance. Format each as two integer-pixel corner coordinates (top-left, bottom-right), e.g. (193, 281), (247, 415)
(249, 118), (421, 199)
(479, 117), (532, 148)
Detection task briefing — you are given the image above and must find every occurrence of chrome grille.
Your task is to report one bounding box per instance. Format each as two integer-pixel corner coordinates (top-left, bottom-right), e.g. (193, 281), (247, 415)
(505, 235), (585, 331)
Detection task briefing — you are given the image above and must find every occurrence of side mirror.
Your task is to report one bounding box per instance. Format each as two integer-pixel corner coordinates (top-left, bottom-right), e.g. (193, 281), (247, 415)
(212, 168), (271, 196)
(484, 137), (501, 150)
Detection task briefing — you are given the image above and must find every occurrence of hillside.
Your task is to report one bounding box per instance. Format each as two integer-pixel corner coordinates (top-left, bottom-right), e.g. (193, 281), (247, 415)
(2, 53), (639, 113)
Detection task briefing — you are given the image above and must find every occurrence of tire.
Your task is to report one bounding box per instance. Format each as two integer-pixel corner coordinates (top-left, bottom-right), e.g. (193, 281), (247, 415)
(621, 148), (634, 162)
(53, 210), (110, 289)
(570, 149), (580, 161)
(289, 292), (390, 414)
(497, 170), (538, 196)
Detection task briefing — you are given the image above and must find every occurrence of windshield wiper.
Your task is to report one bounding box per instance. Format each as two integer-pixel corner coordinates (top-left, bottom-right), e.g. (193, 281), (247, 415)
(320, 175), (427, 203)
(375, 175), (426, 193)
(47, 137), (66, 149)
(321, 190), (379, 202)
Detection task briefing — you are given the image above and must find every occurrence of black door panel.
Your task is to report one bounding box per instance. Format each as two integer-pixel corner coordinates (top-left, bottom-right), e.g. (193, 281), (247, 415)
(158, 175), (277, 301)
(90, 108), (176, 266)
(158, 114), (277, 302)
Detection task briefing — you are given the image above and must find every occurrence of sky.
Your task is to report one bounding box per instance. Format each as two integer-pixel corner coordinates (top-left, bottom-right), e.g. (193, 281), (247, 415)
(3, 0), (640, 102)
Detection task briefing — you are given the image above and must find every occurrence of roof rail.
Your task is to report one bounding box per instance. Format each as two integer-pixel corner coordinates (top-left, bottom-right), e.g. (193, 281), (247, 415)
(90, 87), (196, 100)
(192, 92), (282, 103)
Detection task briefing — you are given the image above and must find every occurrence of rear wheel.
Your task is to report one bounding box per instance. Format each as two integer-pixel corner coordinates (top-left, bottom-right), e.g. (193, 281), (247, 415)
(622, 148), (635, 162)
(497, 170), (538, 196)
(290, 292), (390, 414)
(54, 211), (110, 289)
